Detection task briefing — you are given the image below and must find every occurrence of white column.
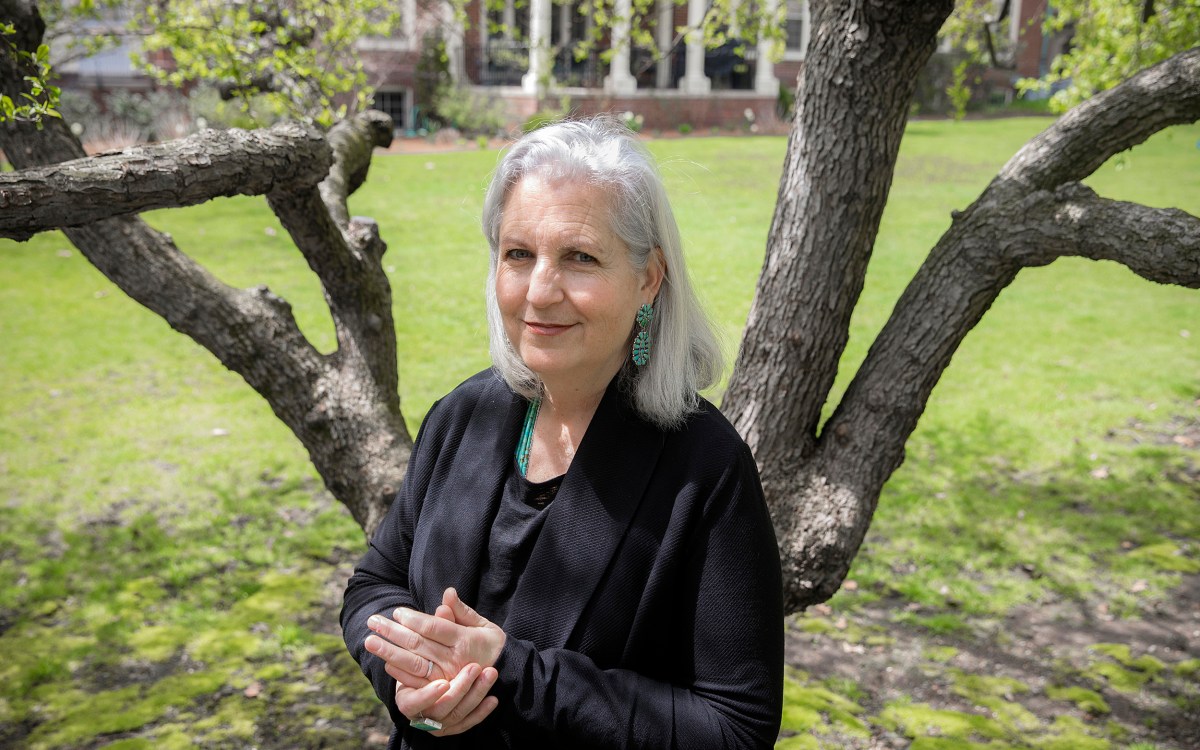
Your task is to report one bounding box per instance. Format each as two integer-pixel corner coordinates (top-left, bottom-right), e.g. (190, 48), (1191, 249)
(402, 0), (416, 47)
(522, 0), (554, 94)
(559, 0), (573, 50)
(678, 0), (710, 94)
(604, 0), (637, 94)
(443, 0), (466, 83)
(754, 0), (778, 94)
(655, 0), (672, 89)
(503, 0), (516, 41)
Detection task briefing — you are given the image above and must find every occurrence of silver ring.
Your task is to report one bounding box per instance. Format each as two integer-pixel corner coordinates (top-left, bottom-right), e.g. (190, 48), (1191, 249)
(410, 714), (443, 732)
(424, 658), (433, 679)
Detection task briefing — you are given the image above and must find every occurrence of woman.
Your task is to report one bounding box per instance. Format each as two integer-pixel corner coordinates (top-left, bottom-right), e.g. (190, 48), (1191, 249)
(341, 117), (783, 748)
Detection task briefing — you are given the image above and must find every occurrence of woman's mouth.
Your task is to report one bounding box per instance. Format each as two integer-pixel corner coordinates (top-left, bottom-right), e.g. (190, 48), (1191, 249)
(525, 321), (573, 336)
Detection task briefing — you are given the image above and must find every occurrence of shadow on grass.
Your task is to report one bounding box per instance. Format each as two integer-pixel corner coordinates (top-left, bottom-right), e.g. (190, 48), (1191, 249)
(0, 471), (384, 749)
(783, 412), (1199, 749)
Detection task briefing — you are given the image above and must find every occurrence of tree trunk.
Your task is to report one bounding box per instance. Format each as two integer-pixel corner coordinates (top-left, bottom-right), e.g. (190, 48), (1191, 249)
(723, 0), (955, 611)
(727, 11), (1200, 611)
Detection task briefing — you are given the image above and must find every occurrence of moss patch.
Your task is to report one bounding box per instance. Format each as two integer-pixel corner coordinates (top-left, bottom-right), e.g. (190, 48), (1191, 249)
(1174, 658), (1200, 680)
(1045, 685), (1111, 715)
(877, 700), (1007, 742)
(948, 669), (1039, 732)
(1083, 643), (1166, 693)
(781, 672), (869, 734)
(1124, 541), (1200, 573)
(24, 670), (225, 748)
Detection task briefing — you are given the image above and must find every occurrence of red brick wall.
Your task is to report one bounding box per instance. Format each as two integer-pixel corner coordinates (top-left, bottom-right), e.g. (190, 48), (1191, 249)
(360, 48), (419, 90)
(493, 91), (782, 131)
(1014, 0), (1046, 79)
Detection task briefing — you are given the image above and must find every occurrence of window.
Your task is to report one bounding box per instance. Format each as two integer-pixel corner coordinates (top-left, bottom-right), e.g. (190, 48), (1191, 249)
(371, 89), (411, 133)
(785, 0), (808, 60)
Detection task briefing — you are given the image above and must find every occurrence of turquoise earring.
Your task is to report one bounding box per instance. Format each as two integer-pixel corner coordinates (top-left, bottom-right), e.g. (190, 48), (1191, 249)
(632, 303), (653, 366)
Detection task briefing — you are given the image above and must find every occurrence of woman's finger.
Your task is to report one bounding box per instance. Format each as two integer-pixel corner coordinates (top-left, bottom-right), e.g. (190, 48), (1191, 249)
(425, 663), (481, 722)
(392, 678), (451, 720)
(393, 606), (463, 649)
(442, 587), (488, 627)
(430, 667), (499, 737)
(366, 615), (455, 676)
(384, 662), (430, 689)
(442, 695), (499, 736)
(435, 666), (498, 729)
(365, 632), (441, 681)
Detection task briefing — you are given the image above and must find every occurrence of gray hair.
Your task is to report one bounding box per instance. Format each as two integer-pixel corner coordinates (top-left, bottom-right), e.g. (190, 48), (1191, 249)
(481, 116), (723, 430)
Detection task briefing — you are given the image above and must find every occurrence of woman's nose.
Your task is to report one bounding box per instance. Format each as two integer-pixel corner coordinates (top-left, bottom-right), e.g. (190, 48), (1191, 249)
(526, 257), (562, 306)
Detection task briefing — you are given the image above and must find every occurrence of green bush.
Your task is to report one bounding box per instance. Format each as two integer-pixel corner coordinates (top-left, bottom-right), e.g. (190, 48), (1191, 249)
(415, 30), (452, 127)
(777, 82), (795, 121)
(433, 84), (508, 137)
(521, 96), (573, 133)
(522, 110), (562, 133)
(187, 86), (289, 131)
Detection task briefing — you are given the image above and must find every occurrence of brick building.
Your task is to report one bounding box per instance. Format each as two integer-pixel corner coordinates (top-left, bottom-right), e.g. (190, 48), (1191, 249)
(360, 0), (813, 133)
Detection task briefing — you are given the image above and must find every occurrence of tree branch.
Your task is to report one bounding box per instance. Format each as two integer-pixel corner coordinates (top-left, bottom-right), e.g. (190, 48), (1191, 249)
(320, 109), (394, 230)
(266, 184), (400, 414)
(0, 124), (332, 241)
(997, 46), (1200, 192)
(815, 186), (1200, 597)
(1015, 183), (1200, 287)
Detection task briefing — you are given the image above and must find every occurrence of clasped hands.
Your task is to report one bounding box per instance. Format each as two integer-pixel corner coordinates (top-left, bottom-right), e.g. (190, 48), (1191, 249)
(364, 587), (506, 736)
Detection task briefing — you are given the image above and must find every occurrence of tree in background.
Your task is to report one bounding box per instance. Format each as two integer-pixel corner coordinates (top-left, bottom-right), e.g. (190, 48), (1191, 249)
(7, 0), (399, 127)
(138, 0), (400, 127)
(1, 16), (57, 122)
(2, 0), (1199, 614)
(1021, 0), (1200, 111)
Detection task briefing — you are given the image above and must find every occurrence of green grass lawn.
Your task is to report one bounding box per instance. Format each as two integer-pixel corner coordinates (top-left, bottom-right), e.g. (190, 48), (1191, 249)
(1, 118), (1197, 748)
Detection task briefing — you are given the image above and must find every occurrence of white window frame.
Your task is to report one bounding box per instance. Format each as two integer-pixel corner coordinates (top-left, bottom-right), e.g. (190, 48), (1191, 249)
(783, 0), (810, 61)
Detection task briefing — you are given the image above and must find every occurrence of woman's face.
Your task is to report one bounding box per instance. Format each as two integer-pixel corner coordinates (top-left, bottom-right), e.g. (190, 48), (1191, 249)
(496, 174), (663, 396)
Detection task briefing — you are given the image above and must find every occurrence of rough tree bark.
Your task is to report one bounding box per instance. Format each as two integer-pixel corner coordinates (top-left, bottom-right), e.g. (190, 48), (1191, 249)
(0, 0), (410, 537)
(0, 125), (332, 241)
(724, 0), (1200, 613)
(3, 0), (1198, 611)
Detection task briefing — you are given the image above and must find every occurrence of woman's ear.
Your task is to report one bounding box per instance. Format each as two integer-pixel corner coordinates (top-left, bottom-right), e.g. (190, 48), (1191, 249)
(642, 247), (666, 302)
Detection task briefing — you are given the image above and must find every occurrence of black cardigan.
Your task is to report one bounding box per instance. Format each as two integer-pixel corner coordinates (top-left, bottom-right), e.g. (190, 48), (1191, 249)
(341, 370), (784, 749)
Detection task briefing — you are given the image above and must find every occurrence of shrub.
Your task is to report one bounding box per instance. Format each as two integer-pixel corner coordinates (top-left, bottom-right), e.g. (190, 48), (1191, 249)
(186, 86), (289, 131)
(777, 82), (795, 121)
(415, 31), (453, 126)
(433, 84), (507, 138)
(522, 110), (561, 133)
(521, 96), (574, 133)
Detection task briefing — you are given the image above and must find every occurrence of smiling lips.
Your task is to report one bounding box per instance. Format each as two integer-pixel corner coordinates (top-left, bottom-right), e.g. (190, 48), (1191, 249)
(525, 320), (574, 336)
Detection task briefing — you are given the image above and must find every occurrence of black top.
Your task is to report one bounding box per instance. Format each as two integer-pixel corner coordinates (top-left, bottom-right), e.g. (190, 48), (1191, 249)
(341, 370), (784, 749)
(476, 461), (563, 627)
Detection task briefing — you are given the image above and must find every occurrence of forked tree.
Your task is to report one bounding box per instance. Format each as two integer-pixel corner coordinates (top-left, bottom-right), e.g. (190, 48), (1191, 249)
(2, 0), (1198, 613)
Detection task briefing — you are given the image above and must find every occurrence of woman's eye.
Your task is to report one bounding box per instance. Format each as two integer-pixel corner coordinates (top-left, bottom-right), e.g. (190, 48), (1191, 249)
(574, 252), (597, 263)
(505, 248), (531, 260)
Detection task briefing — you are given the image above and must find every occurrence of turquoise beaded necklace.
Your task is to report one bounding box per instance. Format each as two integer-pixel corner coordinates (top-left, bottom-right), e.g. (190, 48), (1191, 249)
(515, 397), (541, 476)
